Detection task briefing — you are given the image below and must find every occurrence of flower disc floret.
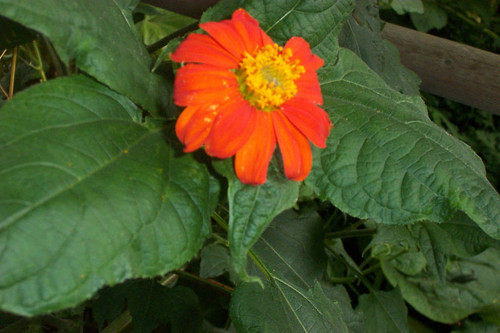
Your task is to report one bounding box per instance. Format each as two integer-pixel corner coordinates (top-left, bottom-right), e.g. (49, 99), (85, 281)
(238, 44), (305, 111)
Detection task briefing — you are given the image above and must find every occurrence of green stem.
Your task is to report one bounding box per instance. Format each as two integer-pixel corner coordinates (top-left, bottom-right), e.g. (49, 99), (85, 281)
(325, 244), (375, 292)
(211, 233), (229, 246)
(32, 41), (47, 82)
(101, 311), (132, 333)
(326, 228), (376, 239)
(173, 270), (233, 294)
(247, 249), (272, 281)
(329, 276), (357, 284)
(212, 211), (229, 232)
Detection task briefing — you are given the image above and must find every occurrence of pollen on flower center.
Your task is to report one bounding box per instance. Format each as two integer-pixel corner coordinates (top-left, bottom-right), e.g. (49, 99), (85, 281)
(237, 44), (305, 111)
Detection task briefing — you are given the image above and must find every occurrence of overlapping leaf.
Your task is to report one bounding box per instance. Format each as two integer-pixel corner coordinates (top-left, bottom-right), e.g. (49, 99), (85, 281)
(0, 75), (216, 316)
(372, 215), (500, 323)
(339, 0), (421, 95)
(214, 160), (299, 280)
(230, 210), (360, 333)
(307, 48), (500, 239)
(357, 289), (410, 333)
(0, 0), (171, 114)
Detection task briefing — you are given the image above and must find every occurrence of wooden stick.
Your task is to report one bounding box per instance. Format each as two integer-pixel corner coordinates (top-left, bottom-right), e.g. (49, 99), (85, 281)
(382, 23), (500, 115)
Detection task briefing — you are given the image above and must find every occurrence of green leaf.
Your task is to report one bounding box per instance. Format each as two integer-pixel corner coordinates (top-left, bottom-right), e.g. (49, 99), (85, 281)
(127, 281), (202, 333)
(390, 0), (424, 15)
(0, 0), (172, 115)
(410, 0), (448, 32)
(214, 160), (300, 281)
(231, 280), (350, 333)
(248, 210), (328, 288)
(307, 48), (500, 239)
(199, 243), (234, 280)
(374, 219), (500, 323)
(135, 3), (196, 47)
(339, 0), (421, 95)
(230, 210), (360, 332)
(0, 75), (217, 316)
(357, 288), (410, 333)
(93, 280), (202, 333)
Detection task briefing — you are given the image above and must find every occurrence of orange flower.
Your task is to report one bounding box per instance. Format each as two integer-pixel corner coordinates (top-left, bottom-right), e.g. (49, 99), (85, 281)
(171, 9), (331, 185)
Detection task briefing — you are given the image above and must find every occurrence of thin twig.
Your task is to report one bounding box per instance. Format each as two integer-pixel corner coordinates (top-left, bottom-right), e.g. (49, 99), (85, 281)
(0, 83), (8, 99)
(8, 47), (18, 99)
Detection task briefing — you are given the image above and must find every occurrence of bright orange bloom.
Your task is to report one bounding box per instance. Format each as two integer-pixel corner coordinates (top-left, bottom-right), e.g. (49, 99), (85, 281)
(171, 9), (331, 185)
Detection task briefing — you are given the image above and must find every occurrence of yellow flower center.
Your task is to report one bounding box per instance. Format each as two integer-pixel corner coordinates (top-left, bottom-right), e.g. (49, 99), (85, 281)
(237, 44), (305, 111)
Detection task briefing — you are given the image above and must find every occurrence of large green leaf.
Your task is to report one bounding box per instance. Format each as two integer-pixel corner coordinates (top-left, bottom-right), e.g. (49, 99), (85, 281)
(307, 48), (500, 239)
(372, 216), (500, 323)
(231, 280), (349, 333)
(356, 289), (409, 333)
(214, 160), (300, 280)
(0, 75), (216, 316)
(339, 0), (421, 95)
(0, 0), (171, 114)
(247, 210), (328, 288)
(230, 210), (358, 332)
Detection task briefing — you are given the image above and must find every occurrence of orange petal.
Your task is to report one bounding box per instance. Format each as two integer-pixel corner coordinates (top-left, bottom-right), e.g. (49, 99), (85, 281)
(170, 33), (239, 68)
(284, 37), (324, 71)
(272, 110), (312, 182)
(294, 71), (323, 105)
(174, 64), (239, 106)
(204, 100), (257, 158)
(175, 104), (220, 153)
(281, 98), (332, 148)
(235, 112), (276, 185)
(231, 9), (273, 54)
(200, 20), (247, 61)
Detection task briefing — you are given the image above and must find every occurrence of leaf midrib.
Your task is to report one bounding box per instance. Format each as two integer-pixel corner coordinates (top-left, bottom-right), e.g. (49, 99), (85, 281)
(0, 125), (159, 232)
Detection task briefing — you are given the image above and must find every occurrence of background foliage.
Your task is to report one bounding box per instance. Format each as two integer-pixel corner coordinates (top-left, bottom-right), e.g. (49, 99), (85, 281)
(0, 0), (499, 332)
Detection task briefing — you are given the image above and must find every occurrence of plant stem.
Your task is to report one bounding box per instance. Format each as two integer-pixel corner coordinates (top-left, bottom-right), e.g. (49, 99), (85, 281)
(247, 249), (272, 281)
(173, 270), (233, 293)
(32, 41), (47, 82)
(212, 211), (229, 232)
(329, 276), (357, 284)
(101, 311), (132, 333)
(211, 232), (229, 246)
(8, 47), (18, 99)
(326, 228), (376, 239)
